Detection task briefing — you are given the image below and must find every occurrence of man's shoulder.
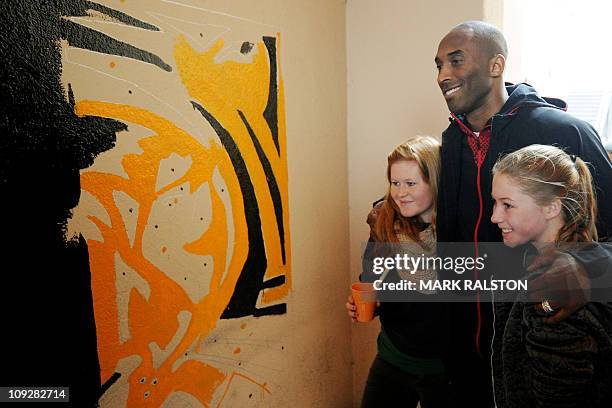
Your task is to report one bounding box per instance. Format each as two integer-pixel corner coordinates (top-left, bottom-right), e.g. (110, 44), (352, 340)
(515, 105), (598, 142)
(521, 105), (593, 130)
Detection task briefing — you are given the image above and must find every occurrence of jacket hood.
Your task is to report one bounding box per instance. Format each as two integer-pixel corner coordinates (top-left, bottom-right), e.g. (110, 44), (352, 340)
(448, 83), (567, 131)
(502, 82), (567, 114)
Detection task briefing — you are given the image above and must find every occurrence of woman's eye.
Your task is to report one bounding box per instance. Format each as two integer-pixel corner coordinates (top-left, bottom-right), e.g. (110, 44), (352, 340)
(391, 181), (400, 187)
(407, 182), (416, 187)
(503, 203), (512, 209)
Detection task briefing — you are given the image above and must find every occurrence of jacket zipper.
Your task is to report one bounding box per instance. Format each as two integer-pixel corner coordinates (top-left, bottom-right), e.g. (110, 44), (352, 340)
(473, 117), (495, 355)
(449, 112), (493, 355)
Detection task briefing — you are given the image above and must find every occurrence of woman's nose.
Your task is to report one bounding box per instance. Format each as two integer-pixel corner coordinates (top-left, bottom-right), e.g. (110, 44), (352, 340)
(491, 206), (503, 224)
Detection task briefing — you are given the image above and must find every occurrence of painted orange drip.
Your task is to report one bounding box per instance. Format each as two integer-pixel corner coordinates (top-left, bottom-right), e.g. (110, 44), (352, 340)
(216, 372), (271, 407)
(109, 61), (116, 68)
(233, 347), (241, 354)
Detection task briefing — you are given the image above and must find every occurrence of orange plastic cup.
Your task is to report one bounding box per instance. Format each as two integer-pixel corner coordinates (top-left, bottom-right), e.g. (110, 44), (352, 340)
(351, 282), (377, 322)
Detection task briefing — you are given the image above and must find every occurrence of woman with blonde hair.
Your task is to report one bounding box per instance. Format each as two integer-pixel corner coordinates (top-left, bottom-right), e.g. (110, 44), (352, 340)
(347, 135), (451, 408)
(491, 144), (612, 407)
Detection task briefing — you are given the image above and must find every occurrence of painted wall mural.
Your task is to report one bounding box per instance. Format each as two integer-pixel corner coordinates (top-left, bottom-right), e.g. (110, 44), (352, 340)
(1, 1), (290, 406)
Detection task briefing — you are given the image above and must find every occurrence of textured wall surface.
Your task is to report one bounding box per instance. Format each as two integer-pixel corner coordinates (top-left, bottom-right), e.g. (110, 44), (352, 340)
(1, 1), (350, 407)
(62, 1), (291, 406)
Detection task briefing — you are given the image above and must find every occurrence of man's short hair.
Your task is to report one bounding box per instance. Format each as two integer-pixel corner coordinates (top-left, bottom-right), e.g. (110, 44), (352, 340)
(453, 20), (508, 59)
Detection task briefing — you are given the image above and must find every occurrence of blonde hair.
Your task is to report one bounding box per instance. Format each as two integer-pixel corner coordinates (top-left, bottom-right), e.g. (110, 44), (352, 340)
(492, 144), (598, 243)
(374, 136), (441, 243)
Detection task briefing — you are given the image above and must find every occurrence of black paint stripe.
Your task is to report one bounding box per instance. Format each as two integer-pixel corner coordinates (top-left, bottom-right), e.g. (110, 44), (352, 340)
(254, 304), (286, 317)
(61, 19), (172, 72)
(191, 101), (285, 319)
(85, 1), (160, 31)
(238, 109), (287, 265)
(262, 36), (280, 156)
(68, 83), (76, 107)
(262, 275), (285, 289)
(99, 372), (121, 397)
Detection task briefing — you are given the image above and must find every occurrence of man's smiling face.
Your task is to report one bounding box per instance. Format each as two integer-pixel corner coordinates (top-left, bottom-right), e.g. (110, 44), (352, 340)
(435, 30), (493, 116)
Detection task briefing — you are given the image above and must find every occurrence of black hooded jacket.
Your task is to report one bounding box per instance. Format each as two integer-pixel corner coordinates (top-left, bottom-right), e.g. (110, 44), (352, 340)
(436, 83), (612, 361)
(437, 82), (612, 245)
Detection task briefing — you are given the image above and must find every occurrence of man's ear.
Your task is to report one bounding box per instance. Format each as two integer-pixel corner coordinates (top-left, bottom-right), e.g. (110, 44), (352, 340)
(490, 54), (505, 78)
(544, 199), (562, 220)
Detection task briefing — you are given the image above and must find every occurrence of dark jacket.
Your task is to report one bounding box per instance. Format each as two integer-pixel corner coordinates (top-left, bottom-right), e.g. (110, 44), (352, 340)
(361, 236), (450, 360)
(492, 247), (612, 408)
(436, 83), (612, 357)
(437, 83), (612, 244)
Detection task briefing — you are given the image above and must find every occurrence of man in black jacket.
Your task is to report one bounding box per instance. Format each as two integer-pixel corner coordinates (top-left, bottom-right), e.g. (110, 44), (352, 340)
(433, 21), (612, 407)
